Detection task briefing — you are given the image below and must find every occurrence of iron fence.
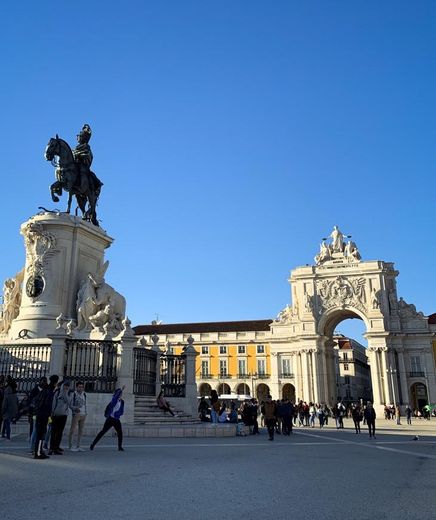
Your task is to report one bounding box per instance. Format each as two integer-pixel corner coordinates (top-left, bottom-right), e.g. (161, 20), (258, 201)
(161, 354), (186, 397)
(64, 339), (118, 393)
(0, 344), (51, 393)
(133, 347), (157, 395)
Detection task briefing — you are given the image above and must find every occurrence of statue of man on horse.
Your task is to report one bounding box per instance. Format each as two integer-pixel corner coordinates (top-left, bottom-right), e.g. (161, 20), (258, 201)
(45, 124), (103, 226)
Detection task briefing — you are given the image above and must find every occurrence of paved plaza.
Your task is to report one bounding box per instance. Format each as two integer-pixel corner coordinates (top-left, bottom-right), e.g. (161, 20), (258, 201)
(1, 419), (436, 520)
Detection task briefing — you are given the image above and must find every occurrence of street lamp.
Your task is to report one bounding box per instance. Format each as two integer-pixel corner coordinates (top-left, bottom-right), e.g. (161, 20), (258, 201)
(386, 365), (397, 405)
(249, 372), (258, 398)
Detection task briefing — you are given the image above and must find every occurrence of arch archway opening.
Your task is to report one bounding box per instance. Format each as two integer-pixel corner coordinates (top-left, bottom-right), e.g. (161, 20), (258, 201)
(236, 383), (250, 396)
(198, 382), (212, 397)
(256, 383), (270, 403)
(217, 383), (231, 396)
(320, 311), (372, 406)
(410, 382), (428, 412)
(282, 383), (295, 402)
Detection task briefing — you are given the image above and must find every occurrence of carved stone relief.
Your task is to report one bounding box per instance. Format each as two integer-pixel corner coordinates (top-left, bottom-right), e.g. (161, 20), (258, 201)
(75, 260), (126, 335)
(315, 275), (366, 314)
(21, 222), (57, 300)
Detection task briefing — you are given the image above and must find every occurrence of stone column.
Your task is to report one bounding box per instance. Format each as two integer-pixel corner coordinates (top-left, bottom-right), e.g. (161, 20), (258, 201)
(269, 352), (280, 400)
(184, 335), (199, 416)
(116, 325), (137, 425)
(380, 347), (393, 404)
(301, 350), (311, 402)
(396, 348), (408, 405)
(291, 352), (300, 400)
(310, 348), (320, 404)
(151, 333), (163, 397)
(367, 347), (383, 408)
(47, 333), (68, 377)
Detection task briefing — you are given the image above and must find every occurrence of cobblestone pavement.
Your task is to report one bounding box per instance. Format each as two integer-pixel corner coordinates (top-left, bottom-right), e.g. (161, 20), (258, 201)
(1, 419), (436, 520)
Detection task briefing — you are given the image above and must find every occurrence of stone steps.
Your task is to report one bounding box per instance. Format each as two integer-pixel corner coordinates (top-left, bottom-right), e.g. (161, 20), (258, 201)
(133, 396), (200, 426)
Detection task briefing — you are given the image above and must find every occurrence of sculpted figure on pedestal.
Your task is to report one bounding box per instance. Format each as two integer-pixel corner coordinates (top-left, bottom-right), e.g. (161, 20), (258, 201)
(0, 270), (24, 334)
(344, 240), (361, 262)
(316, 227), (358, 265)
(397, 297), (424, 319)
(315, 241), (331, 265)
(371, 288), (380, 310)
(44, 124), (103, 226)
(76, 261), (126, 334)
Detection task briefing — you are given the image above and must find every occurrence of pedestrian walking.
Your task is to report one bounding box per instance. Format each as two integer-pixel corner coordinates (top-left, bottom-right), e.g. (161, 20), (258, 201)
(364, 401), (376, 439)
(352, 404), (362, 434)
(405, 405), (412, 425)
(90, 386), (125, 451)
(395, 404), (401, 425)
(262, 395), (277, 441)
(1, 376), (18, 440)
(68, 381), (87, 451)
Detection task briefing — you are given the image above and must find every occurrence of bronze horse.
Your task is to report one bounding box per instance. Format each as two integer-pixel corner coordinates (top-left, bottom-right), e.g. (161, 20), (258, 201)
(44, 136), (101, 226)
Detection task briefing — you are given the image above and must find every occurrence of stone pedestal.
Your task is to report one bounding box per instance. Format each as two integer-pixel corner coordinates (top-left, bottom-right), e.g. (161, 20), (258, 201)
(8, 212), (113, 339)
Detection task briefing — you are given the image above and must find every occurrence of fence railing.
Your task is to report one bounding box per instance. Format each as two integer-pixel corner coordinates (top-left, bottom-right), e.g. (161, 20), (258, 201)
(0, 344), (51, 393)
(133, 347), (157, 395)
(64, 339), (118, 393)
(161, 354), (186, 397)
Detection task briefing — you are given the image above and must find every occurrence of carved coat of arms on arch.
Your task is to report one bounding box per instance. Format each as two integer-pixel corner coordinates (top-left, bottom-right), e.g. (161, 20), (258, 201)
(315, 275), (366, 313)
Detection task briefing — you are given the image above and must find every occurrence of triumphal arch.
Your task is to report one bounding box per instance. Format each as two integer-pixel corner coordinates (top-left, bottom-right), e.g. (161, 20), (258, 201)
(270, 227), (435, 412)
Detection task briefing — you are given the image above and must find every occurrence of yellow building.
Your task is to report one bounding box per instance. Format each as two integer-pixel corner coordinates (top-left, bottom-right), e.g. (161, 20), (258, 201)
(134, 320), (276, 402)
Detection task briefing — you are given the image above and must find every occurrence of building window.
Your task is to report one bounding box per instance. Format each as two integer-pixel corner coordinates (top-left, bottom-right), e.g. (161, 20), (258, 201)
(219, 345), (227, 355)
(282, 358), (291, 376)
(238, 345), (246, 354)
(410, 355), (422, 373)
(201, 346), (209, 355)
(238, 359), (246, 377)
(201, 361), (209, 377)
(343, 353), (348, 361)
(344, 375), (350, 384)
(219, 359), (227, 376)
(257, 344), (265, 354)
(343, 363), (349, 371)
(257, 359), (266, 375)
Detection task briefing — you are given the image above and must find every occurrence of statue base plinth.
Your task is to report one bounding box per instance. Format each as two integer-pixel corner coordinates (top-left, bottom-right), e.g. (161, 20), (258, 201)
(8, 212), (113, 340)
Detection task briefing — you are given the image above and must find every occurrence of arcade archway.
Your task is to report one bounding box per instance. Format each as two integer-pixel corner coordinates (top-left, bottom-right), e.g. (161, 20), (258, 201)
(236, 383), (250, 396)
(282, 383), (295, 401)
(217, 383), (231, 395)
(410, 382), (428, 411)
(256, 383), (270, 402)
(198, 382), (212, 397)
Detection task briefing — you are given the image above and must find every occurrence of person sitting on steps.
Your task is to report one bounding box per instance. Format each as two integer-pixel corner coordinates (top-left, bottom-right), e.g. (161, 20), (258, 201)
(157, 390), (176, 417)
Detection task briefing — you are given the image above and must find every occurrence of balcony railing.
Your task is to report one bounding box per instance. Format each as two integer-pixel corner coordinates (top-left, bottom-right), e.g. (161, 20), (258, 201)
(200, 373), (212, 379)
(257, 373), (270, 379)
(409, 371), (425, 378)
(238, 373), (249, 378)
(280, 372), (294, 378)
(219, 374), (231, 379)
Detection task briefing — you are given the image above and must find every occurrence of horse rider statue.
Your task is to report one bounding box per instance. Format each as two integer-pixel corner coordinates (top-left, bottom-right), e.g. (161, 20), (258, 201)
(72, 124), (103, 195)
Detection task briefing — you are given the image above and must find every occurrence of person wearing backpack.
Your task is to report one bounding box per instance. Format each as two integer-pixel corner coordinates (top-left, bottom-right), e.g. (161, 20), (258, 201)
(90, 386), (125, 451)
(68, 381), (87, 451)
(49, 380), (75, 455)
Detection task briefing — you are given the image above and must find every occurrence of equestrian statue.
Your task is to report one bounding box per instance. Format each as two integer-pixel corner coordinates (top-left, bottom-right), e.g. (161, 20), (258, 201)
(44, 124), (103, 226)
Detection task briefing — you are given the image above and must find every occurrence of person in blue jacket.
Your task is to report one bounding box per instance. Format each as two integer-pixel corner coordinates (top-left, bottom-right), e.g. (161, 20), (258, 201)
(90, 386), (125, 451)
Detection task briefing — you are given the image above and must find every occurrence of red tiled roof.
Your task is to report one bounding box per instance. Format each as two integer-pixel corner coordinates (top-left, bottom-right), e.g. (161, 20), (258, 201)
(429, 313), (436, 324)
(133, 319), (273, 336)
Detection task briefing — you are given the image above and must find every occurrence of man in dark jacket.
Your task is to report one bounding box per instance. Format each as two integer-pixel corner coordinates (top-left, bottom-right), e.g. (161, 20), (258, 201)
(33, 375), (59, 459)
(364, 401), (376, 439)
(281, 399), (294, 436)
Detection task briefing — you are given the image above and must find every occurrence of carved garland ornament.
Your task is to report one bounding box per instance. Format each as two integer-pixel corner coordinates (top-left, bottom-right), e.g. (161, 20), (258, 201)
(21, 222), (57, 299)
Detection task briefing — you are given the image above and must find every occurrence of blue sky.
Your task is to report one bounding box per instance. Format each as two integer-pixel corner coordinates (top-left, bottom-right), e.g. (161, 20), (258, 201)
(1, 2), (435, 341)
